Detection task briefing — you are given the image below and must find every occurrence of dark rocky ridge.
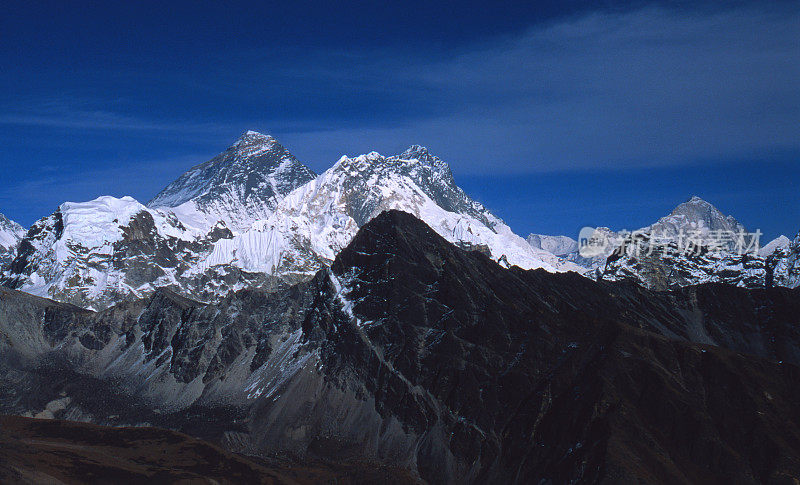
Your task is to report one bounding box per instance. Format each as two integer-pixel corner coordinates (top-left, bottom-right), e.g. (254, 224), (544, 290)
(1, 210), (799, 483)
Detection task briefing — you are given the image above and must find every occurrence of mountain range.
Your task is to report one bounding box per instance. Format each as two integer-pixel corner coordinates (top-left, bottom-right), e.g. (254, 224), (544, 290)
(2, 131), (797, 313)
(1, 210), (799, 483)
(1, 131), (799, 483)
(528, 196), (800, 291)
(597, 197), (799, 290)
(0, 132), (582, 310)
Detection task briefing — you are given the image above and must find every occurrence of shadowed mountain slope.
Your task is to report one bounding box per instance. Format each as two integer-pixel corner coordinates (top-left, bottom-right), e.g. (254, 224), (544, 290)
(0, 210), (799, 483)
(0, 415), (417, 484)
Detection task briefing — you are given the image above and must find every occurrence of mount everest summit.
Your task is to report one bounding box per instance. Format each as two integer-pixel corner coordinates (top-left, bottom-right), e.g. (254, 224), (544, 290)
(0, 131), (580, 310)
(148, 130), (316, 233)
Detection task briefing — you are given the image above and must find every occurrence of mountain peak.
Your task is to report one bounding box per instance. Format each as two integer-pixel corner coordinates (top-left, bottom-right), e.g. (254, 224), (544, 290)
(148, 132), (316, 231)
(399, 145), (432, 160)
(667, 196), (731, 224)
(680, 195), (715, 208)
(233, 130), (275, 147)
(637, 196), (749, 252)
(666, 196), (724, 218)
(332, 209), (460, 275)
(0, 212), (24, 233)
(759, 234), (791, 257)
(392, 145), (454, 183)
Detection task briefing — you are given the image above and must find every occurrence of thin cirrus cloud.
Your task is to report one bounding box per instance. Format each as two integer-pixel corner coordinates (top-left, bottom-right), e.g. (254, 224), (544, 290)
(0, 3), (797, 238)
(0, 110), (227, 135)
(274, 6), (799, 174)
(2, 6), (797, 176)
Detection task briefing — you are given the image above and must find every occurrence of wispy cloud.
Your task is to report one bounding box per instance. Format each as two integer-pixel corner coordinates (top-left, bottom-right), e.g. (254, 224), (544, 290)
(267, 5), (800, 173)
(0, 109), (228, 134)
(1, 4), (797, 177)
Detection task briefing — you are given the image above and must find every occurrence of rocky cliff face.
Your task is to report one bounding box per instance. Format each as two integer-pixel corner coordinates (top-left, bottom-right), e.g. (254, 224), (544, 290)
(768, 231), (800, 288)
(2, 210), (799, 483)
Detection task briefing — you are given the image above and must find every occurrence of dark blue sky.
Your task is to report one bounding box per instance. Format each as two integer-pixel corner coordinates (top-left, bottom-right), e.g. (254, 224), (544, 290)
(1, 0), (798, 240)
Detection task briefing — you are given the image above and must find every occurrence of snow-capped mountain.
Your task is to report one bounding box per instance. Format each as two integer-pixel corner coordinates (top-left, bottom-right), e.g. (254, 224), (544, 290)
(0, 212), (25, 249)
(148, 131), (316, 232)
(597, 196), (798, 290)
(1, 196), (204, 309)
(196, 145), (583, 279)
(1, 135), (580, 309)
(643, 195), (754, 251)
(767, 231), (800, 288)
(0, 214), (25, 267)
(0, 195), (286, 309)
(0, 212), (25, 266)
(526, 234), (578, 256)
(760, 234), (791, 257)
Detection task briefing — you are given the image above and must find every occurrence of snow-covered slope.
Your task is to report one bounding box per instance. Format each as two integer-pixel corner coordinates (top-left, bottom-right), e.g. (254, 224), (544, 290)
(0, 196), (206, 309)
(760, 234), (791, 257)
(148, 131), (316, 232)
(526, 234), (578, 256)
(0, 212), (25, 266)
(197, 146), (583, 278)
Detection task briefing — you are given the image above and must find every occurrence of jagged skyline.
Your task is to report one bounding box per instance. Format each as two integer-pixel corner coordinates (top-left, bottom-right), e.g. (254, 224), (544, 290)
(1, 1), (797, 239)
(0, 130), (796, 242)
